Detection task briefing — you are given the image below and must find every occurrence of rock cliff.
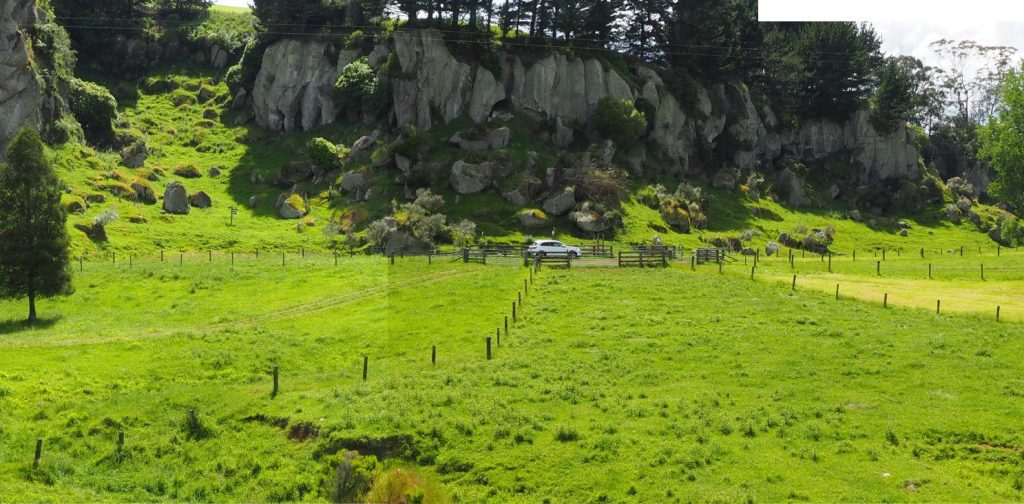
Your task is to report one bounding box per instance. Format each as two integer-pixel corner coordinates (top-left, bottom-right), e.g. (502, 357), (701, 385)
(0, 0), (42, 160)
(248, 29), (921, 184)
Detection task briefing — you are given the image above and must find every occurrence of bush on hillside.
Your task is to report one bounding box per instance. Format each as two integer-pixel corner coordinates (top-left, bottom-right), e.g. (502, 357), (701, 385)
(334, 58), (388, 116)
(69, 78), (117, 145)
(309, 138), (339, 169)
(1001, 216), (1024, 246)
(413, 188), (444, 213)
(365, 219), (392, 247)
(593, 97), (647, 147)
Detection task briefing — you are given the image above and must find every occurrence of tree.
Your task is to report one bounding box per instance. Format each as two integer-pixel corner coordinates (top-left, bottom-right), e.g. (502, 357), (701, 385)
(872, 57), (918, 132)
(979, 65), (1024, 211)
(791, 22), (882, 121)
(0, 128), (73, 323)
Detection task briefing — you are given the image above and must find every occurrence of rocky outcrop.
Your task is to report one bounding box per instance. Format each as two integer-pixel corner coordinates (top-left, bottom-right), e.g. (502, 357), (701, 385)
(543, 186), (575, 216)
(517, 209), (548, 229)
(570, 203), (609, 233)
(163, 181), (190, 214)
(0, 0), (42, 160)
(252, 39), (358, 132)
(790, 109), (919, 183)
(245, 29), (923, 189)
(450, 160), (493, 194)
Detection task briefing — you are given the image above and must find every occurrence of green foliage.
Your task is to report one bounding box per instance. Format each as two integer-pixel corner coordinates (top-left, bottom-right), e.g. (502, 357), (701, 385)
(593, 98), (647, 146)
(334, 58), (389, 117)
(0, 128), (73, 322)
(1001, 217), (1024, 246)
(979, 65), (1024, 211)
(69, 79), (118, 146)
(309, 138), (339, 169)
(872, 57), (918, 132)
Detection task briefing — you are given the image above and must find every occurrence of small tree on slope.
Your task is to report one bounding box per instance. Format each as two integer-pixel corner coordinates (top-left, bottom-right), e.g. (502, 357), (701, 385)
(0, 128), (73, 323)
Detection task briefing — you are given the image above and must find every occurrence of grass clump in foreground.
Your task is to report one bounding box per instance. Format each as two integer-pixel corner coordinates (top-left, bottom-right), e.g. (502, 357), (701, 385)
(1, 257), (1023, 501)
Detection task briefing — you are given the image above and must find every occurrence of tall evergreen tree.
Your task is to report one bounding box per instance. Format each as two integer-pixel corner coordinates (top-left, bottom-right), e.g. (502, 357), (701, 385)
(0, 128), (73, 323)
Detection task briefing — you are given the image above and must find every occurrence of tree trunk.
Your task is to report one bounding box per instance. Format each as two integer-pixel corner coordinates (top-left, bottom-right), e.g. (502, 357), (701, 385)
(28, 289), (36, 324)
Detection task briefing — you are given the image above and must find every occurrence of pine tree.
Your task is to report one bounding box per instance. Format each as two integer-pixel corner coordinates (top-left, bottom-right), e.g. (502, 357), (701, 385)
(0, 128), (73, 323)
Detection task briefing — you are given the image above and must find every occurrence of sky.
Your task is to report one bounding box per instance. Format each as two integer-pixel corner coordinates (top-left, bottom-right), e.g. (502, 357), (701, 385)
(212, 0), (1024, 67)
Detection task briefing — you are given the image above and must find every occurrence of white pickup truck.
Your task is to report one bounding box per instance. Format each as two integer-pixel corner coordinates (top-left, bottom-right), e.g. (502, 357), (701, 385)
(527, 240), (582, 258)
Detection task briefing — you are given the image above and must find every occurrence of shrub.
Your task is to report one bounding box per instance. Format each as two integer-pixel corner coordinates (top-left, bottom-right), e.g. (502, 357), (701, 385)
(413, 188), (444, 213)
(334, 58), (387, 116)
(69, 78), (117, 145)
(554, 425), (580, 442)
(365, 219), (391, 246)
(688, 202), (707, 230)
(636, 185), (660, 209)
(1002, 216), (1024, 245)
(309, 138), (339, 169)
(224, 64), (243, 95)
(593, 97), (647, 146)
(449, 219), (477, 247)
(660, 198), (690, 233)
(322, 453), (378, 503)
(411, 213), (446, 245)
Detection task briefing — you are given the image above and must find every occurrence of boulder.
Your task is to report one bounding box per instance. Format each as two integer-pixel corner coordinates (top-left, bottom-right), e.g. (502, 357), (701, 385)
(543, 186), (575, 216)
(712, 168), (739, 190)
(132, 181), (157, 204)
(849, 209), (863, 222)
(208, 166), (222, 178)
(163, 181), (190, 214)
(340, 172), (368, 193)
(279, 195), (305, 219)
(777, 168), (810, 207)
(277, 161), (314, 188)
(231, 88), (248, 110)
(449, 127), (511, 151)
(967, 209), (982, 225)
(897, 220), (911, 229)
(248, 195), (261, 208)
(569, 206), (609, 233)
(899, 229), (909, 237)
(989, 226), (1007, 245)
(450, 160), (493, 194)
(827, 184), (840, 200)
(120, 141), (148, 168)
(501, 174), (543, 207)
(395, 154), (412, 173)
(517, 209), (549, 229)
(945, 204), (962, 224)
(352, 131), (379, 152)
(956, 196), (973, 213)
(190, 191), (212, 208)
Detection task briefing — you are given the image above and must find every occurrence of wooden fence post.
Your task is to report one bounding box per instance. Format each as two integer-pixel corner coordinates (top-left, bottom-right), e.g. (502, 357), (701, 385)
(997, 306), (1001, 322)
(981, 263), (985, 281)
(117, 431), (124, 452)
(362, 356), (368, 381)
(884, 293), (888, 308)
(835, 284), (839, 300)
(33, 438), (42, 469)
(750, 266), (755, 280)
(272, 366), (279, 397)
(936, 300), (941, 314)
(876, 261), (881, 275)
(432, 345), (436, 365)
(179, 253), (183, 266)
(512, 301), (517, 322)
(828, 253), (832, 272)
(928, 263), (932, 279)
(792, 275), (796, 290)
(486, 337), (492, 360)
(390, 254), (395, 265)
(496, 328), (501, 347)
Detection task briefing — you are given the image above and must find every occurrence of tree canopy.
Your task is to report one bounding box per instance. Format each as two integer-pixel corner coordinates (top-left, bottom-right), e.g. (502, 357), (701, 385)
(0, 128), (73, 323)
(979, 65), (1024, 211)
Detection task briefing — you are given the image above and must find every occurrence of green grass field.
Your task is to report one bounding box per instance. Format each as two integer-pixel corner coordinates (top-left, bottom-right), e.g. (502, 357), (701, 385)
(2, 255), (1024, 502)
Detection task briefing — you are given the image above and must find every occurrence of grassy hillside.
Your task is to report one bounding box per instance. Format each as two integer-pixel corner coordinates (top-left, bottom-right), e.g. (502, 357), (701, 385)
(1, 258), (1023, 501)
(51, 64), (1010, 259)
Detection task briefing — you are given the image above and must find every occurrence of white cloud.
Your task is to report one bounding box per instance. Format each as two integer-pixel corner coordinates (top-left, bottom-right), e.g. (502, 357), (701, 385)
(875, 22), (1024, 67)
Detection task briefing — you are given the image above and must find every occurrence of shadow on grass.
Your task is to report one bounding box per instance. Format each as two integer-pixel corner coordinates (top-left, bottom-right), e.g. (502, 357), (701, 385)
(0, 316), (62, 335)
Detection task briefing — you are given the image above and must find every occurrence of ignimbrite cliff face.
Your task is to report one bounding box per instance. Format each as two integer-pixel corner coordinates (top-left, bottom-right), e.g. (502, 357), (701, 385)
(250, 29), (920, 184)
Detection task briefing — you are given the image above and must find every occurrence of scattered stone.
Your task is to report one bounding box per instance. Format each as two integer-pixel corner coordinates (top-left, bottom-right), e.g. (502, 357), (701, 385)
(208, 166), (222, 178)
(899, 229), (909, 237)
(897, 220), (911, 229)
(517, 208), (549, 229)
(542, 186), (575, 216)
(120, 140), (148, 168)
(569, 203), (609, 233)
(554, 117), (573, 150)
(712, 167), (739, 190)
(190, 191), (212, 208)
(131, 180), (157, 204)
(248, 195), (261, 208)
(276, 161), (313, 188)
(450, 160), (493, 194)
(340, 172), (367, 193)
(163, 181), (190, 214)
(848, 209), (863, 222)
(967, 209), (981, 225)
(449, 127), (511, 151)
(945, 204), (962, 224)
(279, 194), (306, 219)
(352, 131), (380, 152)
(956, 196), (973, 213)
(395, 154), (412, 173)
